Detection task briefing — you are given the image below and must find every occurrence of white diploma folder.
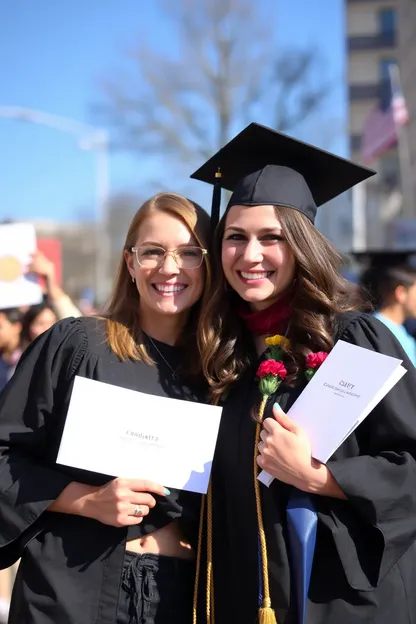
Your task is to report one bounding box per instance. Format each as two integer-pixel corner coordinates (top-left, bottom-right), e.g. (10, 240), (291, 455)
(258, 340), (407, 487)
(57, 376), (223, 494)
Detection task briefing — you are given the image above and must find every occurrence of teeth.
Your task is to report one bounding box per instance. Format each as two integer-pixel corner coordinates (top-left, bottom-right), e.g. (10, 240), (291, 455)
(240, 271), (272, 280)
(154, 284), (186, 293)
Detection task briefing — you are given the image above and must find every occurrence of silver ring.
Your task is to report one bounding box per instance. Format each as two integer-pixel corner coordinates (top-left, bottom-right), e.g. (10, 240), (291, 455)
(133, 504), (143, 517)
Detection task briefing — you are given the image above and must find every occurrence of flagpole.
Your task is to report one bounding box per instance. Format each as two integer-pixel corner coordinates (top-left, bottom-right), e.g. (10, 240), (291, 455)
(352, 181), (367, 252)
(389, 63), (414, 220)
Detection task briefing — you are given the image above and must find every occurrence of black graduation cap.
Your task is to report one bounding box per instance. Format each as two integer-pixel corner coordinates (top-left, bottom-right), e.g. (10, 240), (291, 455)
(351, 249), (416, 309)
(190, 122), (376, 228)
(350, 249), (416, 270)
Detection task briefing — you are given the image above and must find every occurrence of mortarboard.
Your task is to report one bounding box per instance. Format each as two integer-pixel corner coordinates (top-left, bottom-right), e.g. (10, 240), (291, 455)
(191, 122), (376, 228)
(349, 249), (416, 270)
(350, 249), (416, 310)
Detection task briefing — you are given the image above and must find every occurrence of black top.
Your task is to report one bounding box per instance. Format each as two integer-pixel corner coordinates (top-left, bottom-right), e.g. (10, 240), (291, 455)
(190, 122), (376, 224)
(209, 313), (416, 624)
(0, 317), (206, 624)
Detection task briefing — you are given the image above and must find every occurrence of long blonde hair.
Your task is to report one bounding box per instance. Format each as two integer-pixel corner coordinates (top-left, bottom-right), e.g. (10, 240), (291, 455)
(104, 192), (211, 376)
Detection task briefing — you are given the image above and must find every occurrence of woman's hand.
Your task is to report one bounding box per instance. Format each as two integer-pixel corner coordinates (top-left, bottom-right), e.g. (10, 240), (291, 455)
(257, 404), (346, 498)
(257, 405), (314, 490)
(49, 478), (169, 527)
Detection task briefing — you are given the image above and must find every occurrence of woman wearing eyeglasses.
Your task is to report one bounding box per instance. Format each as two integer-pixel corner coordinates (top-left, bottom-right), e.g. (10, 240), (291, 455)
(0, 193), (211, 624)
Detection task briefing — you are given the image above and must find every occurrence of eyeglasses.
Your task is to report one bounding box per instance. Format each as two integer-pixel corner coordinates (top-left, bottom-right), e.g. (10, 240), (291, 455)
(131, 245), (208, 269)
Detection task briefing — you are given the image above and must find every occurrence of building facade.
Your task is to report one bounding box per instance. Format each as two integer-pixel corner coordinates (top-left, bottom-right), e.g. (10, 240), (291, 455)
(346, 0), (414, 248)
(398, 0), (416, 221)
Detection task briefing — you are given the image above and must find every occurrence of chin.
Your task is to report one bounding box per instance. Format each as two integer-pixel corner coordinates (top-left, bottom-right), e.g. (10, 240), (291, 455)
(240, 289), (274, 303)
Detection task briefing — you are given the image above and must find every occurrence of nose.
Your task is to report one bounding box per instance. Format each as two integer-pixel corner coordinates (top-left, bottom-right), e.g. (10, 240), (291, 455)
(243, 238), (264, 263)
(159, 252), (180, 275)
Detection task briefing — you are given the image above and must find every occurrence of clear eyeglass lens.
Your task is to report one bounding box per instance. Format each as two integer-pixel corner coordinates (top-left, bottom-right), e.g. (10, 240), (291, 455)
(135, 246), (204, 269)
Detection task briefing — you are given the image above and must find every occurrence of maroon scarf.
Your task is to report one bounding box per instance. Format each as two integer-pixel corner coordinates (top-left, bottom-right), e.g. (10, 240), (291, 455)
(237, 295), (292, 336)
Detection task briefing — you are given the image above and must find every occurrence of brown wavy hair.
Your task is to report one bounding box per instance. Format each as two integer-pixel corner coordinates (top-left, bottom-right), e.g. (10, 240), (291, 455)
(198, 204), (360, 403)
(104, 192), (211, 377)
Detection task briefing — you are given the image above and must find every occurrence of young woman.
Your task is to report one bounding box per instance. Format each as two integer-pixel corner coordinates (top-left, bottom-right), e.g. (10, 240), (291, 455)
(194, 124), (416, 624)
(20, 301), (58, 348)
(0, 192), (211, 624)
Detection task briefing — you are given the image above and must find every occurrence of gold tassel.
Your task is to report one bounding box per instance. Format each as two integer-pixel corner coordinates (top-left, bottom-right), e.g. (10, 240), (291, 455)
(254, 396), (278, 624)
(192, 481), (215, 624)
(259, 605), (278, 623)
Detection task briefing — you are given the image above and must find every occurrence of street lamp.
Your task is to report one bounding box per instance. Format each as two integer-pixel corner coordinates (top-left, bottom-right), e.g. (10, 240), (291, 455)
(0, 105), (110, 305)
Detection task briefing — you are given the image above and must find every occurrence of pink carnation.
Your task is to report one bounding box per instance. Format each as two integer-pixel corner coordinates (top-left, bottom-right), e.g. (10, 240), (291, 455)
(256, 359), (287, 380)
(305, 351), (328, 369)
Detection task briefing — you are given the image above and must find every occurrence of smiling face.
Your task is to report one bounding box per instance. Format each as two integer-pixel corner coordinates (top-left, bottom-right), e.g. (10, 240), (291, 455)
(221, 204), (296, 311)
(125, 211), (205, 328)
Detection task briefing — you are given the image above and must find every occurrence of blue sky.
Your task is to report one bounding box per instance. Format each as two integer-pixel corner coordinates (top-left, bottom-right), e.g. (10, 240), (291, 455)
(0, 0), (346, 223)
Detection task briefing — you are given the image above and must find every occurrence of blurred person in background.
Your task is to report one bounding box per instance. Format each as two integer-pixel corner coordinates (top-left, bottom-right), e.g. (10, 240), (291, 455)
(0, 192), (211, 624)
(28, 250), (81, 319)
(19, 302), (58, 349)
(358, 251), (416, 366)
(0, 308), (23, 392)
(0, 252), (81, 392)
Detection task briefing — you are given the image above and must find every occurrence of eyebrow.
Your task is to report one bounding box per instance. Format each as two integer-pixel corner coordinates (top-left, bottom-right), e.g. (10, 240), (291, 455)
(224, 226), (282, 234)
(138, 241), (198, 247)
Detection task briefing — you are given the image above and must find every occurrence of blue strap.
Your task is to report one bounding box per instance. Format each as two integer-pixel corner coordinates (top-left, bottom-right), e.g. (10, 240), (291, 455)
(286, 490), (318, 624)
(257, 533), (264, 606)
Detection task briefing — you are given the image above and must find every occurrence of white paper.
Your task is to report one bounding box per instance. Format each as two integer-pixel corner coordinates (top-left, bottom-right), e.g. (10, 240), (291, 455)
(57, 376), (223, 494)
(258, 340), (406, 487)
(0, 223), (43, 309)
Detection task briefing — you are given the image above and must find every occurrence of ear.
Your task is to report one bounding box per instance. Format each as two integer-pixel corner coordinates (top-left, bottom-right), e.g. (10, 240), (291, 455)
(124, 249), (135, 280)
(395, 284), (407, 305)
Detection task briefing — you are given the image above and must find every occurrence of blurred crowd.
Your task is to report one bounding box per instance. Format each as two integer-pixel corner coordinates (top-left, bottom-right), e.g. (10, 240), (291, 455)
(0, 250), (94, 392)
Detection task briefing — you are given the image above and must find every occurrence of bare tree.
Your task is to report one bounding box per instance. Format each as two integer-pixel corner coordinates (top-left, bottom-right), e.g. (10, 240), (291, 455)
(95, 0), (332, 165)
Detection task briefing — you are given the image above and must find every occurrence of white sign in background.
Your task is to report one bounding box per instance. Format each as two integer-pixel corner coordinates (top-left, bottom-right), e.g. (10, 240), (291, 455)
(0, 222), (43, 309)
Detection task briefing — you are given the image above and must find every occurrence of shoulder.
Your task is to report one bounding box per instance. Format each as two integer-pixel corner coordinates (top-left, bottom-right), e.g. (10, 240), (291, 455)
(335, 311), (410, 360)
(21, 315), (107, 364)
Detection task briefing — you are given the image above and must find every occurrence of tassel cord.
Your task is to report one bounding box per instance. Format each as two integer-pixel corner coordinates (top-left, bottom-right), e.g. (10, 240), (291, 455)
(254, 395), (278, 624)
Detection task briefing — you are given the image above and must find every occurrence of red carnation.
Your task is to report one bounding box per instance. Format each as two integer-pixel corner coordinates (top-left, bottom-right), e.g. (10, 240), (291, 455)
(305, 351), (328, 369)
(256, 359), (287, 380)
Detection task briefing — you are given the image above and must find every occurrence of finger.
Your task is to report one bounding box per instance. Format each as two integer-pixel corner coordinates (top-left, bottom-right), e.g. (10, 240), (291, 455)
(130, 493), (157, 509)
(263, 417), (280, 433)
(260, 429), (269, 442)
(258, 441), (265, 454)
(130, 504), (150, 518)
(272, 405), (298, 432)
(126, 480), (169, 496)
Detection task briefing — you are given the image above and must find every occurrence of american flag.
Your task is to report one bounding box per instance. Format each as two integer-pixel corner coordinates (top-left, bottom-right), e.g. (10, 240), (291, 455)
(361, 63), (409, 164)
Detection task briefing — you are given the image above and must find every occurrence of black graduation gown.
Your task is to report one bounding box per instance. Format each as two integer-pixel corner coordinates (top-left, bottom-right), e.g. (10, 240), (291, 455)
(210, 313), (416, 624)
(0, 317), (204, 624)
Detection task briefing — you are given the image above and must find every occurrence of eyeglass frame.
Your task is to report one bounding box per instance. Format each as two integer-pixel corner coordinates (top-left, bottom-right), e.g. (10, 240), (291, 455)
(130, 244), (208, 269)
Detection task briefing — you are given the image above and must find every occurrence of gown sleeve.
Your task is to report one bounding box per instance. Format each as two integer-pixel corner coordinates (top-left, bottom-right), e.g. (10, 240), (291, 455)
(320, 313), (416, 590)
(0, 317), (88, 566)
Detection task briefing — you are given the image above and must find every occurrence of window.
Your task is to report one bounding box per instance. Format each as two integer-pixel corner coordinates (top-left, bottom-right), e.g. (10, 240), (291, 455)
(379, 8), (397, 36)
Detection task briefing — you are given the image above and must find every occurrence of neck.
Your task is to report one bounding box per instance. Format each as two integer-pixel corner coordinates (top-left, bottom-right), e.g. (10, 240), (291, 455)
(378, 304), (405, 325)
(139, 310), (189, 346)
(254, 334), (269, 356)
